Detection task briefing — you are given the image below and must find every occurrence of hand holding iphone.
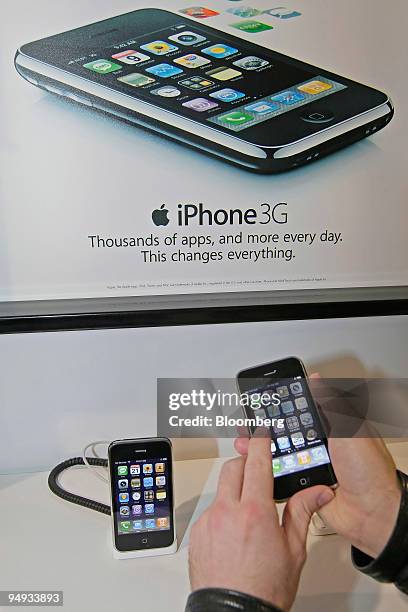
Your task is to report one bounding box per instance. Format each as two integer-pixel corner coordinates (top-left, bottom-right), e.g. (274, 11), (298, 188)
(237, 358), (337, 501)
(15, 8), (393, 173)
(108, 438), (177, 559)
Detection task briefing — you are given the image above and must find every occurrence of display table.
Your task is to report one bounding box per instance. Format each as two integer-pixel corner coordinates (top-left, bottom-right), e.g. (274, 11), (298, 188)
(1, 447), (408, 611)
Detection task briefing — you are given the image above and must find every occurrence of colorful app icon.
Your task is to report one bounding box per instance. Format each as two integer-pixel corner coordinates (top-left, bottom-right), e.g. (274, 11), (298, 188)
(267, 404), (281, 418)
(180, 7), (220, 18)
(227, 7), (263, 18)
(297, 451), (311, 465)
(132, 504), (142, 515)
(183, 98), (219, 112)
(156, 476), (166, 486)
(281, 400), (295, 414)
(206, 66), (242, 81)
(210, 88), (246, 102)
(245, 101), (279, 114)
(155, 463), (165, 473)
(179, 76), (214, 90)
(233, 56), (270, 71)
(119, 521), (131, 532)
(130, 465), (140, 475)
(131, 478), (141, 489)
(218, 110), (253, 127)
(277, 386), (289, 398)
(132, 492), (141, 501)
(156, 491), (167, 500)
(118, 479), (128, 490)
(117, 466), (128, 476)
(143, 464), (153, 475)
(306, 429), (318, 441)
(156, 517), (169, 528)
(282, 455), (296, 469)
(271, 90), (306, 105)
(273, 421), (285, 434)
(119, 492), (129, 503)
(231, 21), (273, 33)
(145, 64), (183, 78)
(202, 44), (239, 59)
(119, 506), (130, 517)
(264, 8), (302, 19)
(300, 412), (314, 427)
(290, 382), (303, 394)
(83, 59), (121, 74)
(272, 458), (281, 473)
(277, 436), (291, 450)
(132, 520), (143, 530)
(291, 432), (305, 447)
(118, 73), (156, 87)
(298, 80), (333, 95)
(151, 85), (181, 97)
(143, 477), (154, 488)
(112, 50), (151, 65)
(145, 503), (155, 514)
(145, 519), (156, 529)
(169, 31), (207, 46)
(140, 41), (178, 55)
(295, 396), (308, 410)
(144, 490), (155, 502)
(311, 446), (326, 461)
(286, 416), (300, 431)
(174, 54), (211, 69)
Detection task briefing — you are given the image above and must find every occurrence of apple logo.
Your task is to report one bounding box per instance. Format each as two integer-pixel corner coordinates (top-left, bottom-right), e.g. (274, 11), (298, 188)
(152, 204), (170, 227)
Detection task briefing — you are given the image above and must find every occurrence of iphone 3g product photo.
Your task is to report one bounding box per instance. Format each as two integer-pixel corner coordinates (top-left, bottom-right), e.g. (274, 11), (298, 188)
(237, 357), (337, 501)
(108, 437), (177, 559)
(15, 8), (394, 173)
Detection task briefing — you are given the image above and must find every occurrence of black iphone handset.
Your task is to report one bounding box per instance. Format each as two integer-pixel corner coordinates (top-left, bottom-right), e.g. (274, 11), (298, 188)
(108, 438), (176, 557)
(237, 357), (337, 501)
(15, 8), (393, 173)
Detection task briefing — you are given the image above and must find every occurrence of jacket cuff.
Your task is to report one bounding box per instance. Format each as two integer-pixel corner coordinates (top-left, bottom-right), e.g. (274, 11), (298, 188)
(186, 589), (282, 612)
(352, 470), (408, 589)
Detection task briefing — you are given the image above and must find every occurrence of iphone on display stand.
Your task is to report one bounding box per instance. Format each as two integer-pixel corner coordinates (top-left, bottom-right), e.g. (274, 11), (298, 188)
(237, 357), (337, 501)
(108, 438), (177, 559)
(15, 8), (393, 173)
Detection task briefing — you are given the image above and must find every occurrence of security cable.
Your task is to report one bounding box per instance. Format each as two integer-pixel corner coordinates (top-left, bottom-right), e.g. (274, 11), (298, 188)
(48, 456), (111, 516)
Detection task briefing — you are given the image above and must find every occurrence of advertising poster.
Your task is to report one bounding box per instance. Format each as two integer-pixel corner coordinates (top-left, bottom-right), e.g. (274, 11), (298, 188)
(1, 0), (407, 307)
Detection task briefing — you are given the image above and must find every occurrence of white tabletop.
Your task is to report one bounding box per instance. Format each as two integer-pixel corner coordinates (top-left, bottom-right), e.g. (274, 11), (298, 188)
(1, 447), (408, 611)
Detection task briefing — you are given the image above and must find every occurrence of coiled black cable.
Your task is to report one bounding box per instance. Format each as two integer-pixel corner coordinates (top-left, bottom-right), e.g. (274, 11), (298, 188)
(48, 457), (111, 515)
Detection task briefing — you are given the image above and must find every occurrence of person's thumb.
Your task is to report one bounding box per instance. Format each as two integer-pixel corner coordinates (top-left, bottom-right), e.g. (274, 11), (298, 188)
(282, 486), (334, 555)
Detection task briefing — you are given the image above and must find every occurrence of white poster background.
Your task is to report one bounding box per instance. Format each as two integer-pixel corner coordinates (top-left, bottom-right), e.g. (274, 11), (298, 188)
(1, 0), (407, 301)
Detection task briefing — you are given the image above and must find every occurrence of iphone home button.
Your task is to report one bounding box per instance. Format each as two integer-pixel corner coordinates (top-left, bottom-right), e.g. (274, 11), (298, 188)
(300, 110), (335, 123)
(299, 477), (310, 487)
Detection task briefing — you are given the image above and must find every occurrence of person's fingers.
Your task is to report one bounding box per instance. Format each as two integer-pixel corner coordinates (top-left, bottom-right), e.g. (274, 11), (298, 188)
(282, 486), (334, 554)
(234, 436), (249, 456)
(215, 456), (246, 504)
(241, 434), (274, 503)
(308, 373), (333, 437)
(236, 425), (249, 439)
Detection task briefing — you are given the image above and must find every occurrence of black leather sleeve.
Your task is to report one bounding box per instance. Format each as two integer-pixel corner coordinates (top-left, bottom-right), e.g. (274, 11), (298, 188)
(185, 589), (282, 612)
(352, 470), (408, 595)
